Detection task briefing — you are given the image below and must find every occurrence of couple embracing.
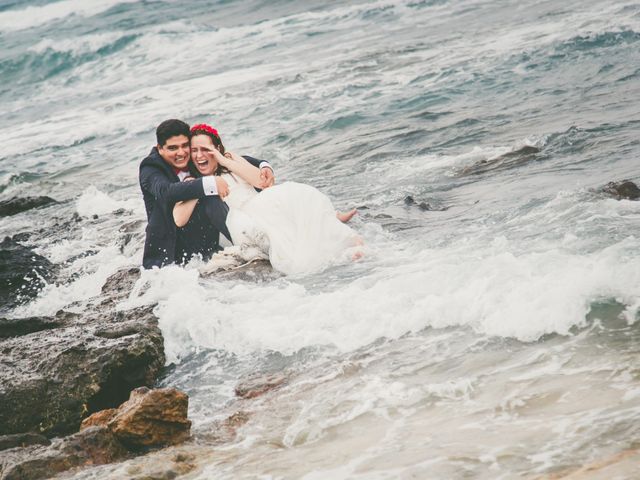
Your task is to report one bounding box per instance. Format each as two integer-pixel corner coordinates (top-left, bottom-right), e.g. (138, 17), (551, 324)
(139, 119), (361, 275)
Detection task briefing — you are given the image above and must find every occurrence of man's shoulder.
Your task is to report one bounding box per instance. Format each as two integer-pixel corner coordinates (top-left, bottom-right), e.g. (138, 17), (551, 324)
(141, 147), (162, 167)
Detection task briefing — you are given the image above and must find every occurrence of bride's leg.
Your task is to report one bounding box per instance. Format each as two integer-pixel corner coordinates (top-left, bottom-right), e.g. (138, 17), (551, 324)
(336, 208), (357, 223)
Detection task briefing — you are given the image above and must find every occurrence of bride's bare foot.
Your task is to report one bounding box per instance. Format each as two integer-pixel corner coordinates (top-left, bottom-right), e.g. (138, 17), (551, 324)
(337, 208), (357, 223)
(351, 235), (364, 260)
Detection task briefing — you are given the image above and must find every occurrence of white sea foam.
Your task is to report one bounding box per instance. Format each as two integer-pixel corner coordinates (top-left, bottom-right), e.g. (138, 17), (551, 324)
(124, 226), (640, 365)
(12, 245), (134, 317)
(0, 0), (139, 32)
(76, 186), (140, 217)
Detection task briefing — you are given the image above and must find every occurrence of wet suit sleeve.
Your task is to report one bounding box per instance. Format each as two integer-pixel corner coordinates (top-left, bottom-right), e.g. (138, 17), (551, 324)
(140, 163), (215, 205)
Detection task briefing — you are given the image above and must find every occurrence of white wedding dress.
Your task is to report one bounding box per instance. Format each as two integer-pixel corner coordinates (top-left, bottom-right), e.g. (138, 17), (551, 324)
(220, 173), (360, 275)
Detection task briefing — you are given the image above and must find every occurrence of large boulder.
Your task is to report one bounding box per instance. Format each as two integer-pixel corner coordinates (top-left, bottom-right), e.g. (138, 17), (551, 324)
(0, 276), (165, 438)
(81, 387), (191, 449)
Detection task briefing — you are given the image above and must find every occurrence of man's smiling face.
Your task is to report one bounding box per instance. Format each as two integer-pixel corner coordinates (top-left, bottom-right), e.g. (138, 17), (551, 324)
(158, 134), (190, 170)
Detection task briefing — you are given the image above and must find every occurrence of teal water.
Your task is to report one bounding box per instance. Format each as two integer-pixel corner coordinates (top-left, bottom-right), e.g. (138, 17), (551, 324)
(1, 0), (640, 478)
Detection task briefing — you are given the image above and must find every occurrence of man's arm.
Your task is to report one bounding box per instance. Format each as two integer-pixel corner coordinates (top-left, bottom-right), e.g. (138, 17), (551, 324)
(140, 164), (218, 205)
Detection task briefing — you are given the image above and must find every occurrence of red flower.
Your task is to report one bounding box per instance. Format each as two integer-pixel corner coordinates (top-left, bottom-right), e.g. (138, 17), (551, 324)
(191, 123), (219, 137)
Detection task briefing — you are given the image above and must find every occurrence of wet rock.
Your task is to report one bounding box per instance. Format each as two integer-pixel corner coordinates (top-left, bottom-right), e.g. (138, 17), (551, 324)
(0, 304), (164, 437)
(97, 267), (141, 308)
(0, 236), (55, 314)
(235, 373), (288, 399)
(0, 426), (128, 480)
(117, 220), (145, 254)
(0, 433), (50, 451)
(0, 196), (57, 218)
(602, 180), (640, 200)
(81, 387), (191, 449)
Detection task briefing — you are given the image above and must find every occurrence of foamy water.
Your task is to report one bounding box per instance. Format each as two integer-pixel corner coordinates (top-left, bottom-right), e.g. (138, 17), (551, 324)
(2, 0), (640, 478)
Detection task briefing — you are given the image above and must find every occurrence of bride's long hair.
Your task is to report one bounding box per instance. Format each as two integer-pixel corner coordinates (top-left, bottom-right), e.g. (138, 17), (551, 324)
(189, 124), (230, 177)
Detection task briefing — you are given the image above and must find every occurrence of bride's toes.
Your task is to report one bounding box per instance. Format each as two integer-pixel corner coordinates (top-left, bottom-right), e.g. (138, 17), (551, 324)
(337, 208), (357, 223)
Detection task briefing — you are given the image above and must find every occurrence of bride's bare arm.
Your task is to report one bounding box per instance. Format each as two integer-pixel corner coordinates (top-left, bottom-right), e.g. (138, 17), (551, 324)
(173, 198), (198, 227)
(214, 150), (264, 188)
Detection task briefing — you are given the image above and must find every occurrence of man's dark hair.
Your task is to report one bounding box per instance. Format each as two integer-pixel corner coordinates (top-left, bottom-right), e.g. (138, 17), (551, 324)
(156, 119), (190, 146)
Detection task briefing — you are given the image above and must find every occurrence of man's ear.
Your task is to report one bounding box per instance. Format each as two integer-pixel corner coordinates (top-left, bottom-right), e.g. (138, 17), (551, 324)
(157, 144), (163, 151)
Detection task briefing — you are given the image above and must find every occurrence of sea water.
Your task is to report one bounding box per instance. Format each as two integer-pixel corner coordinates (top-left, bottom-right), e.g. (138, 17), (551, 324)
(1, 0), (640, 478)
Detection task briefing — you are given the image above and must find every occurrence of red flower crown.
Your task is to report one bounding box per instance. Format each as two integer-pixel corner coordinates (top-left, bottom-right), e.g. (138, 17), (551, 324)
(190, 123), (219, 137)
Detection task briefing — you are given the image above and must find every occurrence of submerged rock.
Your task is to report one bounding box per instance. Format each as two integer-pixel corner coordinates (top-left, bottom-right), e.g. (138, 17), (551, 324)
(0, 427), (128, 480)
(404, 195), (449, 212)
(81, 387), (191, 449)
(0, 303), (164, 438)
(235, 372), (288, 399)
(0, 196), (57, 218)
(601, 180), (640, 200)
(458, 145), (541, 176)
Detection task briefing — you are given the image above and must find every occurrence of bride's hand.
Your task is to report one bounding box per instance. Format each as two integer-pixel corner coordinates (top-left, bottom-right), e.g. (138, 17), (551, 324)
(225, 151), (244, 162)
(206, 147), (228, 166)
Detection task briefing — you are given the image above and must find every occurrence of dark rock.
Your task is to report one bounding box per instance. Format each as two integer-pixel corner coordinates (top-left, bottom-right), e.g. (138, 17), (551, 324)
(0, 433), (50, 451)
(81, 387), (191, 449)
(0, 303), (165, 437)
(602, 180), (640, 200)
(0, 236), (56, 314)
(0, 197), (57, 218)
(0, 315), (71, 339)
(0, 426), (128, 480)
(403, 196), (441, 212)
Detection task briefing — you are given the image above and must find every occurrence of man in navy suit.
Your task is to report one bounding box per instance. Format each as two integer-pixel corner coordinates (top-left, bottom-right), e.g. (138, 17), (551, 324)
(139, 119), (273, 269)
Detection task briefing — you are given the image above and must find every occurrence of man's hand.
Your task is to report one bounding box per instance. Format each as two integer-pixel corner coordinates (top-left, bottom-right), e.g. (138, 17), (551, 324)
(216, 176), (229, 198)
(259, 167), (275, 189)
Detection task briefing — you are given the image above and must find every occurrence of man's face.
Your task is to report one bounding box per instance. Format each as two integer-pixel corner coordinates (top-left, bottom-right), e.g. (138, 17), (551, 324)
(158, 135), (190, 170)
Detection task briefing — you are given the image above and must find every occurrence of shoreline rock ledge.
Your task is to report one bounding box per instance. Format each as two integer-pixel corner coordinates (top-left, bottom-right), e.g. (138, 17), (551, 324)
(0, 268), (175, 479)
(0, 302), (165, 438)
(0, 268), (163, 438)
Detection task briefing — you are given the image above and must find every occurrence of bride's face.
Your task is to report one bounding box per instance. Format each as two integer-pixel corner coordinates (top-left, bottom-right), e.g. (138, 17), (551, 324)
(191, 134), (219, 175)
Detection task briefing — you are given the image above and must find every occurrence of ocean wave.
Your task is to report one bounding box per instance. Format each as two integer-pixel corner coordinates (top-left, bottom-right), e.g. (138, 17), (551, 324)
(1, 33), (139, 84)
(555, 29), (640, 53)
(0, 0), (138, 32)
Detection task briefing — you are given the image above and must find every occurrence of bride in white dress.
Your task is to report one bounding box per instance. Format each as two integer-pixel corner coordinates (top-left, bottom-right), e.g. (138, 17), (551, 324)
(173, 124), (362, 275)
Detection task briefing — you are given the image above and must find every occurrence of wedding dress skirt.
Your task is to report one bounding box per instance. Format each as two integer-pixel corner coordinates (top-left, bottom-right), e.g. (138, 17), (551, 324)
(221, 174), (360, 275)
